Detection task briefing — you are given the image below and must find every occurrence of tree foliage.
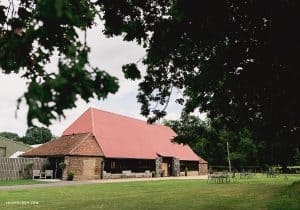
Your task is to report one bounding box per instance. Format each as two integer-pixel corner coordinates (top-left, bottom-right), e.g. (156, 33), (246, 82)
(122, 63), (141, 81)
(164, 115), (259, 167)
(0, 127), (53, 145)
(0, 131), (20, 140)
(21, 126), (53, 145)
(97, 0), (300, 151)
(0, 1), (299, 153)
(0, 0), (119, 126)
(164, 114), (299, 168)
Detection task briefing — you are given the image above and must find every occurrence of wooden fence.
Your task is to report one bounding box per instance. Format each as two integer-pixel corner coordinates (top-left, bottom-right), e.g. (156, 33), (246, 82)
(0, 157), (46, 180)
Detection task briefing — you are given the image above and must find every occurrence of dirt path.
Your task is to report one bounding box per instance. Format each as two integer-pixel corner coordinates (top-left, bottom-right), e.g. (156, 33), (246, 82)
(0, 175), (207, 191)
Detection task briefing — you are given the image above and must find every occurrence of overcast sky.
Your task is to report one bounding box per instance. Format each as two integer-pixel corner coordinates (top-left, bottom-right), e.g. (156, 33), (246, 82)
(0, 24), (196, 136)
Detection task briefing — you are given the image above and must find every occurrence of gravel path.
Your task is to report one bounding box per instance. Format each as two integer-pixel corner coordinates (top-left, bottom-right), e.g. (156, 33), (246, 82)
(0, 175), (207, 191)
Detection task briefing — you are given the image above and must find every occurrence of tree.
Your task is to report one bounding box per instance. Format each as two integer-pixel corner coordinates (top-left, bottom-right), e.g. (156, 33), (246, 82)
(98, 0), (300, 166)
(0, 131), (20, 140)
(164, 114), (259, 168)
(163, 114), (211, 162)
(1, 1), (299, 158)
(0, 0), (119, 126)
(21, 127), (53, 145)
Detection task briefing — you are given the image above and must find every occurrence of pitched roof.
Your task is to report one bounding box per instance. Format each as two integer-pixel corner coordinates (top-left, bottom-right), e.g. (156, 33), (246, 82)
(21, 133), (104, 157)
(63, 108), (204, 162)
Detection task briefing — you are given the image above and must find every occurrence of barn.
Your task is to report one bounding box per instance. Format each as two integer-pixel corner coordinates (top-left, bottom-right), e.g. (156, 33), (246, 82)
(22, 108), (207, 180)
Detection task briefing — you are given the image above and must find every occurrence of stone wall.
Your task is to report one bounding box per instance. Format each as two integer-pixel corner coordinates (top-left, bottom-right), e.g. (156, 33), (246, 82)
(64, 156), (103, 180)
(187, 170), (199, 176)
(172, 158), (180, 176)
(179, 170), (199, 176)
(199, 163), (208, 175)
(155, 157), (162, 177)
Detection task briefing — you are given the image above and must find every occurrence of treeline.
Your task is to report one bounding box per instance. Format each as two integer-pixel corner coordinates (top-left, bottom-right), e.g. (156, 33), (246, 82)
(0, 127), (53, 145)
(164, 115), (300, 169)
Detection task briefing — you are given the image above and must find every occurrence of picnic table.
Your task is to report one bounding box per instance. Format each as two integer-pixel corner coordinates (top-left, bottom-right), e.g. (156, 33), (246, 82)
(266, 171), (277, 178)
(208, 172), (232, 183)
(239, 172), (255, 179)
(208, 171), (256, 183)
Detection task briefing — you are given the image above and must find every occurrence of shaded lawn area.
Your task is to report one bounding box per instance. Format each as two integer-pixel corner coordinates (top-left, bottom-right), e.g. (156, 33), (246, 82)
(0, 175), (300, 210)
(0, 179), (47, 186)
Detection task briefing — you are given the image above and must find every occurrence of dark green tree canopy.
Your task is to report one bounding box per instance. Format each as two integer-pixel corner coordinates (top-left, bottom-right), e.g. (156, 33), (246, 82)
(0, 131), (19, 140)
(0, 0), (119, 126)
(98, 0), (300, 145)
(164, 114), (298, 168)
(21, 126), (53, 145)
(1, 0), (299, 149)
(163, 115), (257, 166)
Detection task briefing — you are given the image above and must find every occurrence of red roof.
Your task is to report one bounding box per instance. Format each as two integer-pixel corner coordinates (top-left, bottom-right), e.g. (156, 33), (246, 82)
(63, 108), (204, 161)
(21, 133), (104, 157)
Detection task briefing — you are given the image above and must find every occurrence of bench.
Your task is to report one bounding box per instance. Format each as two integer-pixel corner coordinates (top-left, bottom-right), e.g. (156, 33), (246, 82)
(121, 170), (135, 178)
(144, 170), (152, 178)
(103, 171), (112, 179)
(41, 170), (53, 179)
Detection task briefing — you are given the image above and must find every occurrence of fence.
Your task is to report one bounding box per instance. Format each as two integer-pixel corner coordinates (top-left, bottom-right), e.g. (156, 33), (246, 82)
(209, 165), (262, 173)
(0, 157), (47, 180)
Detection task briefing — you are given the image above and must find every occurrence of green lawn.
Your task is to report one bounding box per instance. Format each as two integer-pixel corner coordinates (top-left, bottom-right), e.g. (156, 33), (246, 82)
(0, 179), (47, 186)
(0, 175), (300, 210)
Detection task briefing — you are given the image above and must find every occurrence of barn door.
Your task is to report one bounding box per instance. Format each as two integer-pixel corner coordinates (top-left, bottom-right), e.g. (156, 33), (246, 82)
(162, 163), (168, 176)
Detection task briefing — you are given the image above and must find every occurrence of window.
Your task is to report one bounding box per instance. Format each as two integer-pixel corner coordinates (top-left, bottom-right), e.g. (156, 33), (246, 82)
(0, 147), (6, 157)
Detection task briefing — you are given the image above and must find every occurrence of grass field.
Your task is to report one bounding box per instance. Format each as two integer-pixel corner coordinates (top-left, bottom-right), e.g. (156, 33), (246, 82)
(0, 175), (300, 210)
(0, 179), (47, 186)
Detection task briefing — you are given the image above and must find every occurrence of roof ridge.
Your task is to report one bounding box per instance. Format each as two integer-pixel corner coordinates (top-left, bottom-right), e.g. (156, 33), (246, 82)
(90, 107), (96, 135)
(68, 133), (91, 154)
(62, 108), (93, 136)
(89, 107), (168, 126)
(63, 132), (90, 137)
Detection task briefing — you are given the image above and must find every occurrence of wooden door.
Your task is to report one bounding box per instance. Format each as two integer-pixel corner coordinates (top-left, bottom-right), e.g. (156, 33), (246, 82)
(83, 159), (96, 177)
(162, 163), (168, 177)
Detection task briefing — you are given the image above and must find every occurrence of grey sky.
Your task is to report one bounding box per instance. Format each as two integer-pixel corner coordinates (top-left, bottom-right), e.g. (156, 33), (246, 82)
(0, 24), (195, 136)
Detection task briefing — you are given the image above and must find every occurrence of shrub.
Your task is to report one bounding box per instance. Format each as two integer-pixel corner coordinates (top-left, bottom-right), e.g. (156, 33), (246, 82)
(42, 160), (51, 170)
(25, 162), (34, 170)
(160, 170), (165, 177)
(151, 171), (156, 177)
(23, 162), (34, 179)
(67, 172), (74, 181)
(59, 162), (66, 170)
(185, 167), (188, 176)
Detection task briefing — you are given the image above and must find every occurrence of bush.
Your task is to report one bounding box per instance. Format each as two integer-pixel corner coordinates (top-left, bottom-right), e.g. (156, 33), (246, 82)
(59, 162), (66, 170)
(67, 172), (74, 181)
(42, 160), (51, 171)
(151, 171), (156, 177)
(160, 170), (165, 177)
(185, 167), (188, 176)
(23, 162), (34, 179)
(25, 162), (34, 170)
